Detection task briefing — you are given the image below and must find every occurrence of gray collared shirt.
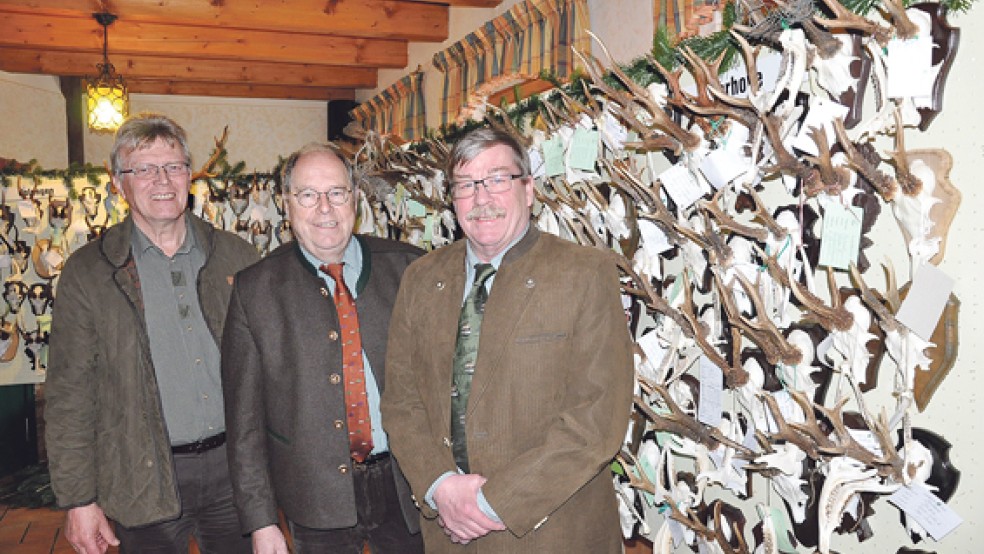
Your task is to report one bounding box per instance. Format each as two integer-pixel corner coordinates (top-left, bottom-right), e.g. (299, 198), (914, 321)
(299, 239), (389, 454)
(132, 219), (224, 446)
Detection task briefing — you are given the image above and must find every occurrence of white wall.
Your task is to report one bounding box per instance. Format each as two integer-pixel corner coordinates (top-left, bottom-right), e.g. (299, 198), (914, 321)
(0, 73), (68, 168)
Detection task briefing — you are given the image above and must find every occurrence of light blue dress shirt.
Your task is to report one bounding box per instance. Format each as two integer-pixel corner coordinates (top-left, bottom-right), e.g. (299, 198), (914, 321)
(300, 239), (388, 455)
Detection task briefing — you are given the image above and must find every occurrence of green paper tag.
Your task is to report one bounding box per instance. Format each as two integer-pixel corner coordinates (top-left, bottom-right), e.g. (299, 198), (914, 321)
(423, 214), (434, 242)
(818, 203), (862, 270)
(542, 138), (565, 177)
(406, 199), (427, 218)
(569, 128), (599, 171)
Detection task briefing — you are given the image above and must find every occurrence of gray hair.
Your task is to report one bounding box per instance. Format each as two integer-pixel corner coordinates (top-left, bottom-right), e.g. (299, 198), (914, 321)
(281, 142), (355, 193)
(446, 128), (530, 181)
(110, 113), (191, 175)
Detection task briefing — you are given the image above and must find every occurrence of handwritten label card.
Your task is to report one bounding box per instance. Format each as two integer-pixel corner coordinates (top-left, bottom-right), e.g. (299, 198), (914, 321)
(541, 138), (565, 177)
(659, 164), (705, 209)
(818, 203), (863, 270)
(896, 263), (955, 341)
(698, 356), (723, 427)
(889, 484), (963, 540)
(568, 128), (600, 171)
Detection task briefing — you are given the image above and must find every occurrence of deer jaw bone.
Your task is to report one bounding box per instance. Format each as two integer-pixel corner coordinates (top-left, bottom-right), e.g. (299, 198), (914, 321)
(817, 456), (901, 554)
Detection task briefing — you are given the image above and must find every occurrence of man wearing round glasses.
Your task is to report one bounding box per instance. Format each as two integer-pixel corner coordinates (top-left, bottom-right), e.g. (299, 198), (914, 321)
(382, 128), (634, 552)
(46, 113), (259, 553)
(221, 143), (424, 553)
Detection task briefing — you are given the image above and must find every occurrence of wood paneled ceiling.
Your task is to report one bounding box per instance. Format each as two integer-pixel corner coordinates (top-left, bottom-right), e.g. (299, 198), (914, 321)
(0, 0), (503, 101)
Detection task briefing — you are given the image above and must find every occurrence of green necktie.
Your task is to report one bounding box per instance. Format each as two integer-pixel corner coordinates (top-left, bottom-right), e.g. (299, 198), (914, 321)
(451, 263), (496, 473)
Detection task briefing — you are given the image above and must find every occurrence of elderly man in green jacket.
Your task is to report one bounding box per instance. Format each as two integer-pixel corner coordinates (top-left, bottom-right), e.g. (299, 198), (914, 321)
(45, 113), (258, 554)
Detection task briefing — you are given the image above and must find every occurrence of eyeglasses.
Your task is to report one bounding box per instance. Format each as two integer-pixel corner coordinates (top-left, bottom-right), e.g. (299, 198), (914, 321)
(292, 188), (352, 208)
(120, 162), (190, 180)
(450, 173), (524, 199)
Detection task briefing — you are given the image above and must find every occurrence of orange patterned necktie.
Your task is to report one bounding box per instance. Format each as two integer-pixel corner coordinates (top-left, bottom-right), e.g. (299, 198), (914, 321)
(322, 263), (373, 462)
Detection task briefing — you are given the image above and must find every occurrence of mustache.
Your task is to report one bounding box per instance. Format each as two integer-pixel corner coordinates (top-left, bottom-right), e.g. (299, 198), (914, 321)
(465, 206), (506, 221)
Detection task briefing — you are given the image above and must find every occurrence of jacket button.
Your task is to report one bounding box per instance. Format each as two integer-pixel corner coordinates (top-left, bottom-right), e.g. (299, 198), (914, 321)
(338, 464), (349, 474)
(333, 419), (344, 429)
(329, 373), (342, 385)
(320, 287), (329, 297)
(442, 437), (451, 448)
(328, 330), (339, 341)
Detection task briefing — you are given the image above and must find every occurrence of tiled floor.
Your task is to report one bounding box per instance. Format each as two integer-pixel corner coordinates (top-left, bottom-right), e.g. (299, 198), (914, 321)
(0, 504), (106, 554)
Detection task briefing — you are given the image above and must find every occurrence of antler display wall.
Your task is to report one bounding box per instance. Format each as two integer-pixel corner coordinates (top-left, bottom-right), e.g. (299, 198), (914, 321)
(2, 0), (982, 551)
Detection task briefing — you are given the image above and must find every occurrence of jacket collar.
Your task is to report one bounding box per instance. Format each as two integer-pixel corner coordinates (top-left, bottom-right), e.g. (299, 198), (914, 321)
(500, 223), (540, 267)
(100, 212), (215, 268)
(292, 235), (372, 296)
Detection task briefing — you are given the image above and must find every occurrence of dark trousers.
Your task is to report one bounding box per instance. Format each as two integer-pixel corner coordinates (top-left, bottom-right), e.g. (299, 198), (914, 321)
(288, 455), (424, 554)
(114, 444), (250, 554)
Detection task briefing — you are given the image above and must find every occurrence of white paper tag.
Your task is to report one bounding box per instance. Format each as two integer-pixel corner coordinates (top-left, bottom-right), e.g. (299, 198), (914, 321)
(896, 263), (955, 341)
(698, 356), (723, 427)
(888, 484), (963, 540)
(659, 164), (704, 209)
(638, 219), (674, 254)
(637, 330), (668, 370)
(600, 110), (629, 153)
(818, 203), (863, 270)
(17, 200), (36, 219)
(42, 249), (64, 269)
(887, 35), (935, 98)
(699, 148), (748, 189)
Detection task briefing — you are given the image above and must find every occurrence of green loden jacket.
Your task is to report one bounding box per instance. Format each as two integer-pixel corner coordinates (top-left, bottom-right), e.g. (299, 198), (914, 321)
(44, 213), (258, 528)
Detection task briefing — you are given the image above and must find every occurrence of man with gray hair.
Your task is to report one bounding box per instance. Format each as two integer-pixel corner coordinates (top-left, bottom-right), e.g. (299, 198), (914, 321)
(46, 113), (258, 553)
(382, 127), (634, 552)
(221, 143), (424, 553)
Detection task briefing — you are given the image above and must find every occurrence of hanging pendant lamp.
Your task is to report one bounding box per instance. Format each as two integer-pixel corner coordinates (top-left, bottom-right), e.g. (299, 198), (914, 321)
(85, 12), (129, 132)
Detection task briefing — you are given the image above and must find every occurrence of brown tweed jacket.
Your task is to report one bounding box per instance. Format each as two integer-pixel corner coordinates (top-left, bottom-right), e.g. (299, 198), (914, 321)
(382, 227), (635, 553)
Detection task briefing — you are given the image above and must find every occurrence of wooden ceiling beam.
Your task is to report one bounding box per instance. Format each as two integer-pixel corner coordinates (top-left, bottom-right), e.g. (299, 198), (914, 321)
(0, 0), (451, 42)
(127, 79), (356, 101)
(0, 10), (409, 68)
(0, 47), (378, 89)
(405, 0), (504, 6)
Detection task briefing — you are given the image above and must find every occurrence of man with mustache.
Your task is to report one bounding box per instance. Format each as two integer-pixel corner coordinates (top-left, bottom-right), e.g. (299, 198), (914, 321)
(221, 143), (424, 553)
(382, 128), (635, 552)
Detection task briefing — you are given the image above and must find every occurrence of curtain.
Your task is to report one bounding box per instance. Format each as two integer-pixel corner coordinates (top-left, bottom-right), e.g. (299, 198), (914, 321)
(350, 71), (426, 141)
(432, 0), (590, 127)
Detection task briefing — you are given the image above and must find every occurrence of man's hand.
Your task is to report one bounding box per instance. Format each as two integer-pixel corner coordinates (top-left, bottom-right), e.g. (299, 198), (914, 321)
(432, 473), (506, 544)
(64, 504), (119, 554)
(251, 524), (290, 554)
